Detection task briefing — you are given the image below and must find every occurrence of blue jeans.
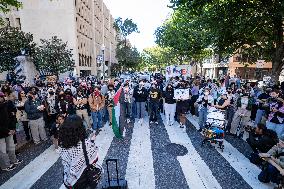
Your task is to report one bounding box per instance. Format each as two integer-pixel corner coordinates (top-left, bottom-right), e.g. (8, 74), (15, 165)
(91, 110), (102, 130)
(258, 164), (280, 184)
(255, 109), (265, 125)
(199, 107), (208, 129)
(136, 102), (146, 119)
(266, 121), (284, 139)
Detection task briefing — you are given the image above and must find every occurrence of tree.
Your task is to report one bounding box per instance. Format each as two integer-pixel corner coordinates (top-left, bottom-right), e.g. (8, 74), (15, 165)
(155, 8), (210, 68)
(0, 26), (36, 72)
(114, 17), (140, 70)
(0, 0), (22, 25)
(167, 0), (284, 80)
(140, 46), (179, 71)
(33, 36), (75, 76)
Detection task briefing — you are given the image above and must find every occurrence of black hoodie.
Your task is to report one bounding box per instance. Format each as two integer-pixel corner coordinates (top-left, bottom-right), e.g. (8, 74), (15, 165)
(163, 89), (176, 104)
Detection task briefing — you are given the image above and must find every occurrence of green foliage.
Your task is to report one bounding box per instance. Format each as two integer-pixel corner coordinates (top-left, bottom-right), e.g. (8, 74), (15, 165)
(0, 0), (22, 25)
(165, 0), (284, 78)
(33, 36), (75, 75)
(0, 0), (22, 13)
(115, 41), (141, 71)
(140, 46), (180, 71)
(0, 26), (36, 72)
(114, 17), (141, 71)
(114, 17), (139, 39)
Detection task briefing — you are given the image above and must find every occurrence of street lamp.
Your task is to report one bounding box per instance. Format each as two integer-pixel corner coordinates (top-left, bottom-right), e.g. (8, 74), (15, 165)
(101, 44), (105, 80)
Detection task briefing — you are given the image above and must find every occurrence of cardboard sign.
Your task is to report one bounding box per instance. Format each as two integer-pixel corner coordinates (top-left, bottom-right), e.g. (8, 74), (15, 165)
(166, 65), (192, 81)
(174, 89), (190, 100)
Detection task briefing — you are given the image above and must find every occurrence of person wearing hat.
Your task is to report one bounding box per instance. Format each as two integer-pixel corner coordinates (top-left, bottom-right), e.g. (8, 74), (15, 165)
(24, 90), (47, 144)
(0, 92), (23, 171)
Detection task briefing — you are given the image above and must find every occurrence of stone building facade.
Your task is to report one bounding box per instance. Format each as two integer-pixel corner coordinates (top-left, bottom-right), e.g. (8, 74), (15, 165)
(1, 0), (118, 78)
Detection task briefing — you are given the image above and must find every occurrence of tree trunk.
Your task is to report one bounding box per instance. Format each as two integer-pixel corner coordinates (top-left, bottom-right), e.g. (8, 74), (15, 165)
(199, 62), (203, 77)
(271, 14), (284, 83)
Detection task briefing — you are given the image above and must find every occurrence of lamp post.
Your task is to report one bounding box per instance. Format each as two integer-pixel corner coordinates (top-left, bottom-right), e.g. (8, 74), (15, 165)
(101, 44), (105, 80)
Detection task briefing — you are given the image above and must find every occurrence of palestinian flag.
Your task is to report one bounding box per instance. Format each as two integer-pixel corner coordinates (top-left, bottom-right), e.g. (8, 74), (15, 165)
(112, 87), (123, 138)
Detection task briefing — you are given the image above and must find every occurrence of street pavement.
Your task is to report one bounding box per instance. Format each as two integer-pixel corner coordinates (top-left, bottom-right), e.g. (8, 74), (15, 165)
(0, 113), (276, 189)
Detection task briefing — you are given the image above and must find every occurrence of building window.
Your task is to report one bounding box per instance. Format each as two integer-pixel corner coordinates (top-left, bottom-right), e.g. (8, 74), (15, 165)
(5, 18), (10, 26)
(16, 18), (21, 29)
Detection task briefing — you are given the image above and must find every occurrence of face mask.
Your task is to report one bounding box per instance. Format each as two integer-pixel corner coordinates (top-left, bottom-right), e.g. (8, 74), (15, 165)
(49, 92), (54, 95)
(94, 91), (100, 96)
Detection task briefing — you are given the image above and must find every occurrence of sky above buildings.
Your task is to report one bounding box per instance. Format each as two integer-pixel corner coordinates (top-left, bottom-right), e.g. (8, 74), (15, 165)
(104, 0), (172, 52)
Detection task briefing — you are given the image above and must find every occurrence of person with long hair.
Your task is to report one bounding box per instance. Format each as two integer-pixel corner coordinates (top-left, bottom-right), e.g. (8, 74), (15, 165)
(16, 91), (30, 141)
(59, 115), (98, 188)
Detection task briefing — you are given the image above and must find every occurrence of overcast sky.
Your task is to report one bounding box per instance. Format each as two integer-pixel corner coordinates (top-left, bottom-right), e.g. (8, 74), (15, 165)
(104, 0), (172, 51)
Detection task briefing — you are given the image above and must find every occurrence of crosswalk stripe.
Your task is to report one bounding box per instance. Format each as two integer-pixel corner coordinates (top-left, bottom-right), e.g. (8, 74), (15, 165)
(59, 123), (114, 189)
(125, 117), (155, 189)
(161, 114), (222, 189)
(186, 114), (274, 189)
(0, 145), (59, 189)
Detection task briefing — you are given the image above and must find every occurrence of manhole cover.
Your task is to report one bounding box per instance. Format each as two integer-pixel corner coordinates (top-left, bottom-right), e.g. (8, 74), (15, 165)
(165, 143), (188, 156)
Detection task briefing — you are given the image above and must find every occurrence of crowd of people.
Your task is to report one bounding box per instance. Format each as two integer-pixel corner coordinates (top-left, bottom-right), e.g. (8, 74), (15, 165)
(1, 73), (284, 188)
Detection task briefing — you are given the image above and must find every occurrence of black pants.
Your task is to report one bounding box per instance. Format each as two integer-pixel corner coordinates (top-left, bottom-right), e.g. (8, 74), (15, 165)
(149, 101), (159, 122)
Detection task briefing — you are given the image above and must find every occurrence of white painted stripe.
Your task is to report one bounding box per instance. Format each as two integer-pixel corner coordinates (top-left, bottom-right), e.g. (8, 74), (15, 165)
(59, 123), (114, 189)
(0, 146), (59, 189)
(161, 114), (222, 189)
(186, 114), (274, 189)
(125, 117), (155, 189)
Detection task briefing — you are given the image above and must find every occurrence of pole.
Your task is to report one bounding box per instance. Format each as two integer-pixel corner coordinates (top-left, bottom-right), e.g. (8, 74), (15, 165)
(102, 49), (105, 80)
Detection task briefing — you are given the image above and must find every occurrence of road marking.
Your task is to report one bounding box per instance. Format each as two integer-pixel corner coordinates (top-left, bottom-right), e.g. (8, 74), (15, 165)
(59, 123), (114, 189)
(0, 145), (59, 189)
(186, 114), (273, 189)
(161, 114), (222, 189)
(125, 117), (155, 189)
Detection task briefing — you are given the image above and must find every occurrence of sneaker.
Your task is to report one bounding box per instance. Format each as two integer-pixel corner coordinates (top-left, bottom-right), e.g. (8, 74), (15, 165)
(13, 159), (23, 165)
(127, 119), (130, 123)
(155, 121), (158, 125)
(2, 164), (16, 172)
(150, 121), (153, 124)
(180, 124), (184, 128)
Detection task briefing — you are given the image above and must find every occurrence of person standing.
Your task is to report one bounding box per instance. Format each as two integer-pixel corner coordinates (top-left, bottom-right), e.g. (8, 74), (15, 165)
(25, 90), (47, 144)
(133, 81), (148, 123)
(163, 83), (176, 126)
(149, 83), (161, 124)
(196, 87), (214, 132)
(176, 81), (191, 128)
(88, 87), (105, 132)
(119, 83), (133, 124)
(44, 88), (58, 131)
(74, 90), (90, 129)
(16, 91), (30, 141)
(0, 92), (22, 171)
(105, 84), (116, 126)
